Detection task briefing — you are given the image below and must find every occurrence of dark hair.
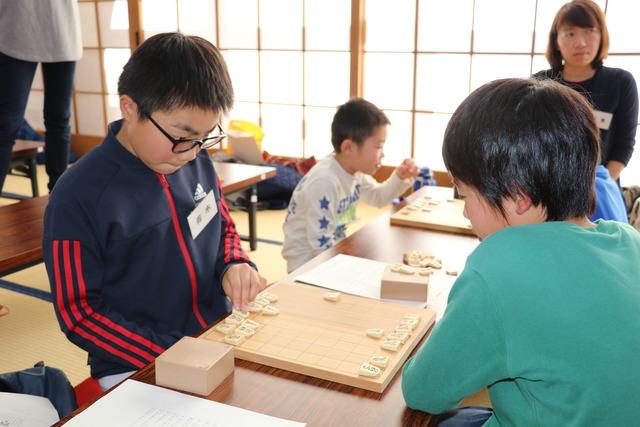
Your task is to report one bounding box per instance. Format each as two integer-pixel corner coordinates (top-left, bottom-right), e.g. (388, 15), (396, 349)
(545, 0), (609, 70)
(331, 98), (390, 152)
(442, 78), (599, 221)
(118, 32), (233, 118)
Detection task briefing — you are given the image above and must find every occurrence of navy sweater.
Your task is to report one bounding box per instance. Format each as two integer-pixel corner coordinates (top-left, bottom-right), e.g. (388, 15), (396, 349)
(44, 120), (251, 378)
(534, 65), (638, 166)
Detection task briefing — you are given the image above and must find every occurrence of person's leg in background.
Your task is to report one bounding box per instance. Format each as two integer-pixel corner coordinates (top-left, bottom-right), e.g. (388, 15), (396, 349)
(97, 371), (136, 392)
(41, 60), (76, 191)
(435, 406), (493, 427)
(0, 52), (37, 193)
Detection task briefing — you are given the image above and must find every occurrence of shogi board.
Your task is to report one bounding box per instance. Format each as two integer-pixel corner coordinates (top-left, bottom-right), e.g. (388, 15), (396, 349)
(391, 188), (474, 236)
(202, 282), (436, 393)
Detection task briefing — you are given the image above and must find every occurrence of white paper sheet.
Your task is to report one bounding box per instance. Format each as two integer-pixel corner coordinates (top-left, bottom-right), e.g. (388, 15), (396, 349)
(0, 392), (59, 427)
(64, 379), (305, 427)
(295, 254), (387, 300)
(294, 254), (458, 319)
(424, 272), (456, 321)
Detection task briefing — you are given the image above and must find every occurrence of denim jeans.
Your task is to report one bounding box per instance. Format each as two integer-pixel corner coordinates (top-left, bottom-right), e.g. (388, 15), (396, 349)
(0, 52), (76, 192)
(437, 406), (493, 427)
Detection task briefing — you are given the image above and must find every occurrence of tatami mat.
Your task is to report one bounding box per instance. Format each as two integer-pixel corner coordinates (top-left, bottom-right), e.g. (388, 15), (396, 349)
(0, 155), (50, 204)
(3, 264), (50, 293)
(0, 287), (90, 384)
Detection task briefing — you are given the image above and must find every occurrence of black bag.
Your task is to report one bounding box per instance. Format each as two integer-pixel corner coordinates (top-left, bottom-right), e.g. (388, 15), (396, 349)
(0, 361), (77, 419)
(256, 163), (302, 209)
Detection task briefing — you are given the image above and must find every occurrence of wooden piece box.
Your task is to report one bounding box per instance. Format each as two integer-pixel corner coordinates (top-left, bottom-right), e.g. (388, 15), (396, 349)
(380, 265), (429, 302)
(156, 336), (234, 396)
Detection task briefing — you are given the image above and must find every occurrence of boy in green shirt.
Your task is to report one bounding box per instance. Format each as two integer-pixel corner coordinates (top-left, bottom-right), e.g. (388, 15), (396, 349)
(402, 78), (640, 426)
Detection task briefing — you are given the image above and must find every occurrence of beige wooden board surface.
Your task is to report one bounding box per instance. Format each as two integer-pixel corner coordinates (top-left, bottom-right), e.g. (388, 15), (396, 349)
(391, 187), (474, 236)
(202, 282), (436, 392)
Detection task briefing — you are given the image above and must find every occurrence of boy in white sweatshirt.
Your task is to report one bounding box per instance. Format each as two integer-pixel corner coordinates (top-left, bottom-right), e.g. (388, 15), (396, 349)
(282, 98), (419, 272)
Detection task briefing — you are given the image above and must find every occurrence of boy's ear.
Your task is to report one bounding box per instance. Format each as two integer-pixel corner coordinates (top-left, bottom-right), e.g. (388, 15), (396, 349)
(507, 191), (547, 225)
(119, 95), (139, 122)
(340, 138), (356, 155)
(513, 192), (534, 215)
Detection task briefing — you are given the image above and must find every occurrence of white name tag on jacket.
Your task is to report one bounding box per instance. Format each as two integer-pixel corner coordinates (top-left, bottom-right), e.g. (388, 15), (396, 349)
(187, 190), (218, 239)
(593, 109), (613, 130)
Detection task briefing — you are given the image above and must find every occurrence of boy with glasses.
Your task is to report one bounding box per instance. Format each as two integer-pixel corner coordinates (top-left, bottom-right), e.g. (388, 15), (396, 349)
(43, 33), (266, 391)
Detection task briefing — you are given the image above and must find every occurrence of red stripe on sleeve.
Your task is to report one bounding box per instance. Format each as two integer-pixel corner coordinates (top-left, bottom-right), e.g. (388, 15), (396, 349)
(52, 240), (73, 330)
(54, 241), (146, 368)
(72, 241), (165, 356)
(74, 326), (146, 369)
(62, 241), (83, 322)
(218, 199), (235, 262)
(78, 318), (155, 362)
(218, 192), (250, 263)
(217, 178), (237, 262)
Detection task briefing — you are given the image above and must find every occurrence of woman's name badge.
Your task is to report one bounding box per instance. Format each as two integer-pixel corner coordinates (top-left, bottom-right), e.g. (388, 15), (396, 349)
(188, 190), (218, 239)
(593, 109), (613, 130)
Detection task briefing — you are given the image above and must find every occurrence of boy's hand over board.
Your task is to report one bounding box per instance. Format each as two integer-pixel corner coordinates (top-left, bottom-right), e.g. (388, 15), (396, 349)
(222, 263), (268, 309)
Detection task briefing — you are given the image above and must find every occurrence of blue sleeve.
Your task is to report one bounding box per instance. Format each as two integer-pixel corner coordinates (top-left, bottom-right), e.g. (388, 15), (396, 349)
(591, 170), (628, 223)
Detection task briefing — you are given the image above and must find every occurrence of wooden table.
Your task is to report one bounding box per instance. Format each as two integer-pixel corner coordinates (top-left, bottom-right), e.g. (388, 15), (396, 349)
(57, 186), (479, 426)
(0, 196), (49, 277)
(0, 162), (276, 277)
(1, 139), (44, 200)
(213, 161), (277, 251)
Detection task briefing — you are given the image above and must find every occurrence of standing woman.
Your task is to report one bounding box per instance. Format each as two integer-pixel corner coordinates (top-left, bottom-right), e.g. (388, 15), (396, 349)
(534, 0), (638, 182)
(0, 1), (82, 193)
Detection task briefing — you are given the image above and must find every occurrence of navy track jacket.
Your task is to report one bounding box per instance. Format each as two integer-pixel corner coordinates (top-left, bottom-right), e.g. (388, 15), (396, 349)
(44, 120), (251, 378)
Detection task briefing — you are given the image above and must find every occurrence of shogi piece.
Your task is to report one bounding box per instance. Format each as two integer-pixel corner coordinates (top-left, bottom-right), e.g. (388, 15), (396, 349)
(380, 265), (429, 302)
(156, 336), (234, 396)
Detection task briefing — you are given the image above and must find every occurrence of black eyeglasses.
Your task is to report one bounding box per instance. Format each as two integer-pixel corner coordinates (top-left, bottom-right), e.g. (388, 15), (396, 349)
(147, 114), (226, 153)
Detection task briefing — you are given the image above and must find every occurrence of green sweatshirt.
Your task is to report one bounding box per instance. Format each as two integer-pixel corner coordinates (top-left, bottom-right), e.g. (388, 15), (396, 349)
(402, 221), (640, 426)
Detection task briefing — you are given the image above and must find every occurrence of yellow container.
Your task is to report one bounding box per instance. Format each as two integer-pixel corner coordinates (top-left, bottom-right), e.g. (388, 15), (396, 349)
(226, 120), (263, 154)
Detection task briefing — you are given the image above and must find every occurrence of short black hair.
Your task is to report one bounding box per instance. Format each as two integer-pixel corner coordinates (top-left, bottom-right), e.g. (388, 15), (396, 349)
(118, 32), (233, 118)
(442, 78), (599, 221)
(331, 98), (390, 152)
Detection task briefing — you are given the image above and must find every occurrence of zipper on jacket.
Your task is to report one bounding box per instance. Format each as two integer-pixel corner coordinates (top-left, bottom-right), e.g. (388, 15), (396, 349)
(156, 174), (207, 329)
